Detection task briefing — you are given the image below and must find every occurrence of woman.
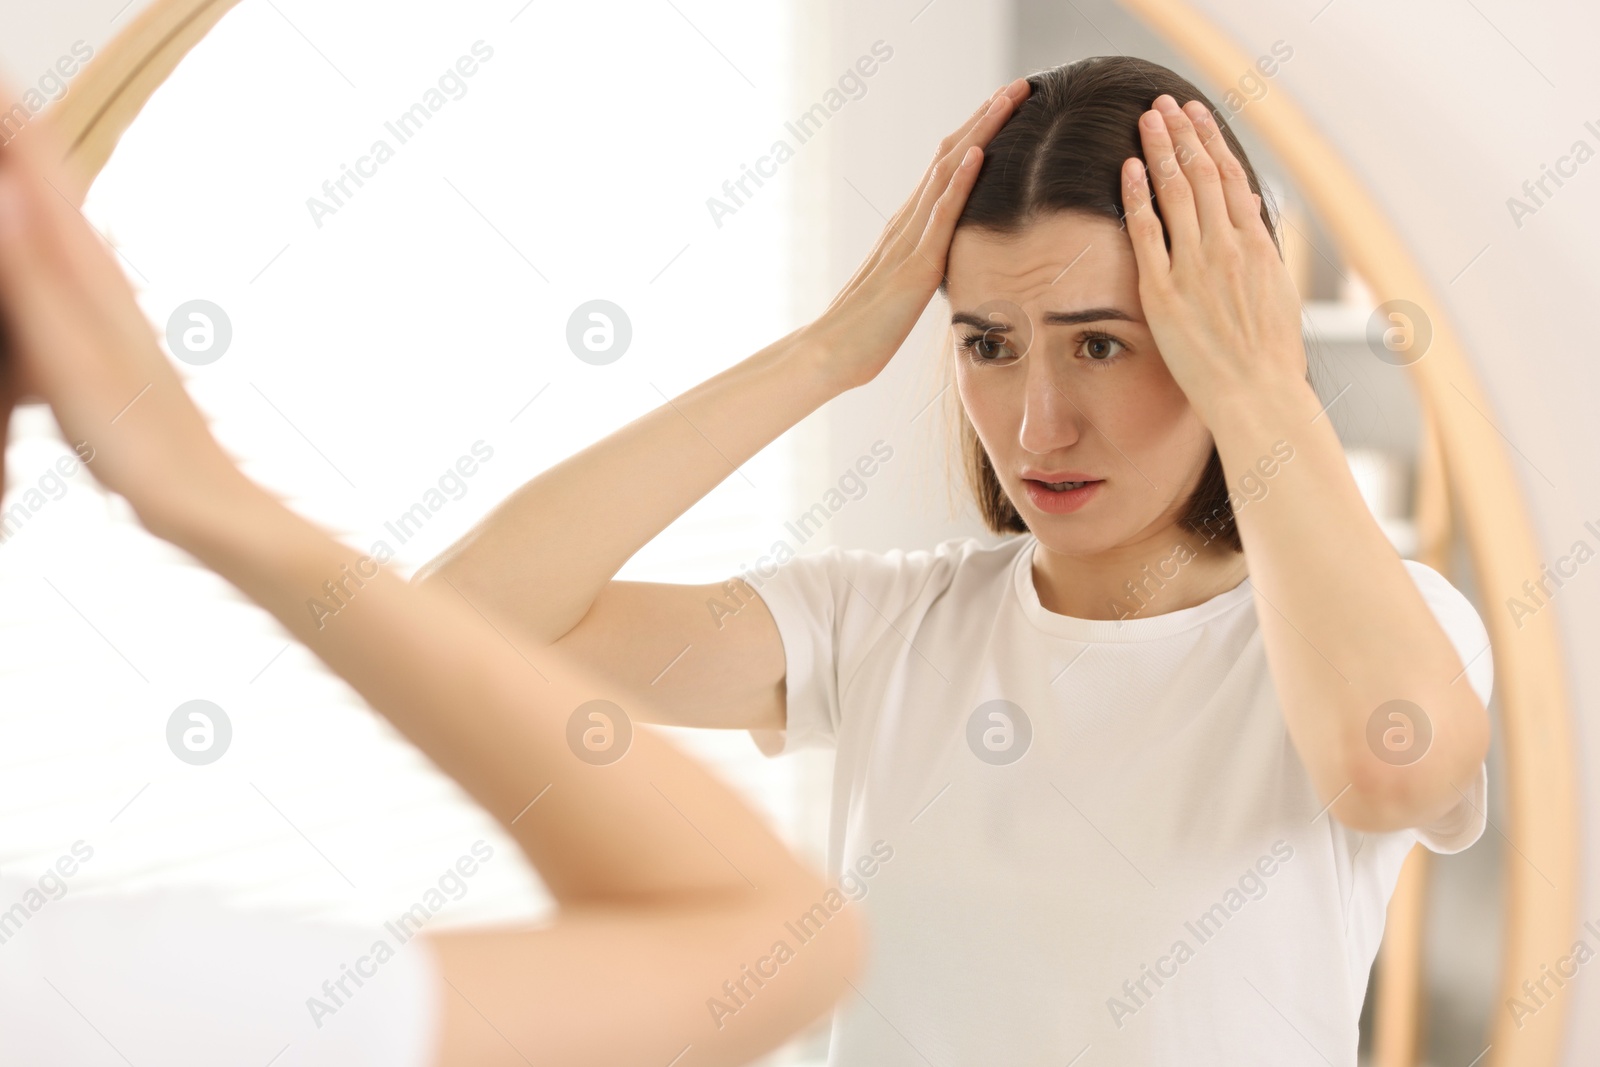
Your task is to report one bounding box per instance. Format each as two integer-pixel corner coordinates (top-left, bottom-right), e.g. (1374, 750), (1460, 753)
(421, 56), (1494, 1063)
(0, 84), (860, 1065)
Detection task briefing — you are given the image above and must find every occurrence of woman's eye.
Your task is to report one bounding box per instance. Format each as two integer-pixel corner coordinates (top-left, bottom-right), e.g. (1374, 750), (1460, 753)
(1081, 335), (1125, 363)
(962, 332), (1014, 362)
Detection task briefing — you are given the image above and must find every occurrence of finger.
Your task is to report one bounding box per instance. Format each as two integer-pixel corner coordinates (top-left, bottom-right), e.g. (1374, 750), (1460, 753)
(885, 78), (1030, 252)
(0, 120), (158, 369)
(1120, 156), (1170, 278)
(1136, 105), (1200, 253)
(0, 126), (69, 282)
(911, 79), (1028, 217)
(897, 87), (1010, 232)
(1152, 95), (1230, 241)
(0, 103), (74, 222)
(894, 88), (1022, 265)
(0, 68), (88, 202)
(834, 78), (1032, 297)
(0, 165), (93, 357)
(0, 144), (161, 413)
(1182, 100), (1259, 232)
(894, 81), (1028, 249)
(915, 144), (983, 267)
(0, 141), (90, 317)
(838, 85), (1011, 294)
(936, 78), (1028, 176)
(0, 164), (62, 328)
(0, 166), (109, 409)
(0, 93), (140, 304)
(4, 126), (137, 314)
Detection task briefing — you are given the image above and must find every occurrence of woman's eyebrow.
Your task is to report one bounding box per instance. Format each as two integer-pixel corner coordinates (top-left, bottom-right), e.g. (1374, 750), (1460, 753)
(950, 307), (1137, 329)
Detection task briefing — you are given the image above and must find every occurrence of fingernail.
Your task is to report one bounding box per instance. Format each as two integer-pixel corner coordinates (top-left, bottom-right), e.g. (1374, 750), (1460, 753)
(1141, 110), (1162, 131)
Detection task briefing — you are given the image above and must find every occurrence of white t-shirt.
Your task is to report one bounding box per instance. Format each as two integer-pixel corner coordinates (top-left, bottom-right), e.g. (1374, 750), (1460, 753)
(749, 532), (1491, 1066)
(0, 879), (439, 1066)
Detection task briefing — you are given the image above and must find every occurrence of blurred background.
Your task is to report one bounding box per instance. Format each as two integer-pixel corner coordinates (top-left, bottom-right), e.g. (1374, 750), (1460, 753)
(1, 1), (1596, 1064)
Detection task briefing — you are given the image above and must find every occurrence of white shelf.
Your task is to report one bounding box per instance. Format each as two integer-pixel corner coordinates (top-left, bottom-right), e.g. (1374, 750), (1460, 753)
(1302, 299), (1371, 345)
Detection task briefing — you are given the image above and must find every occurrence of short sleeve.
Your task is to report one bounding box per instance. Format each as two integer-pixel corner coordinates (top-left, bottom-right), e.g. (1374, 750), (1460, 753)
(1401, 559), (1494, 854)
(747, 539), (973, 757)
(0, 882), (440, 1066)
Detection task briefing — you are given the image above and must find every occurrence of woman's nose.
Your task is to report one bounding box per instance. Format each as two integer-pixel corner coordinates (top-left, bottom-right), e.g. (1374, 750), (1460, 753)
(1017, 361), (1083, 455)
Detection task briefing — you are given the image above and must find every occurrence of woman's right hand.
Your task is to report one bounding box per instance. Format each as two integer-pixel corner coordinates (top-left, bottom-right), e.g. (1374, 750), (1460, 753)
(801, 76), (1030, 391)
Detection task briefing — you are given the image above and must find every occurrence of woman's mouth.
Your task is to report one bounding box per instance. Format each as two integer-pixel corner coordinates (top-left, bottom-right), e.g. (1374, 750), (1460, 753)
(1021, 477), (1103, 514)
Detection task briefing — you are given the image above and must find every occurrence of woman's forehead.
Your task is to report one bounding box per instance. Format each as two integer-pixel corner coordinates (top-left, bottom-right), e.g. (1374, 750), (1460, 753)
(947, 214), (1139, 314)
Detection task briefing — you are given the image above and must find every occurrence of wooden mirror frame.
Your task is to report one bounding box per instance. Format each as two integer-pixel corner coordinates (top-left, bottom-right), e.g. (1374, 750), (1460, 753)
(40, 1), (1580, 1063)
(46, 0), (243, 196)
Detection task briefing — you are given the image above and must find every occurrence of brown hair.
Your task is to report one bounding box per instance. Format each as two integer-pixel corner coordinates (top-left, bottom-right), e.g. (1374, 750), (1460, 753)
(938, 55), (1284, 554)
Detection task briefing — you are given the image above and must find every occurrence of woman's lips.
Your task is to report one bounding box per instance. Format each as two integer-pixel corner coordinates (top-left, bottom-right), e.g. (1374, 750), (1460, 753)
(1021, 478), (1103, 514)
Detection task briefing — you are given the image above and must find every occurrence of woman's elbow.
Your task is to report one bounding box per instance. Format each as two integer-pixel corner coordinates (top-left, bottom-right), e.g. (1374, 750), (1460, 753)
(1333, 698), (1490, 833)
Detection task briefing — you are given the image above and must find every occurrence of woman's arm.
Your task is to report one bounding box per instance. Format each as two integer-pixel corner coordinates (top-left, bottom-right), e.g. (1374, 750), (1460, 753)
(415, 80), (1033, 660)
(0, 94), (850, 1066)
(1121, 94), (1491, 834)
(143, 464), (860, 1066)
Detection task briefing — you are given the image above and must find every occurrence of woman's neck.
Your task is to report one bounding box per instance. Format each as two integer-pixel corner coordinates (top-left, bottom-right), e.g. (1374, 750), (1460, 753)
(1030, 526), (1250, 622)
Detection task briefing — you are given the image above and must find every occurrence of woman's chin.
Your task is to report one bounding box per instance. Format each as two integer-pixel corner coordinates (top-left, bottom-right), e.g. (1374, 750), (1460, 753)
(1026, 518), (1128, 559)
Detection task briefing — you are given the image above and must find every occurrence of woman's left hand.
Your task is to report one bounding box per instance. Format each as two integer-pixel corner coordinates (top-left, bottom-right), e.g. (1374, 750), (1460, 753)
(1120, 94), (1308, 427)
